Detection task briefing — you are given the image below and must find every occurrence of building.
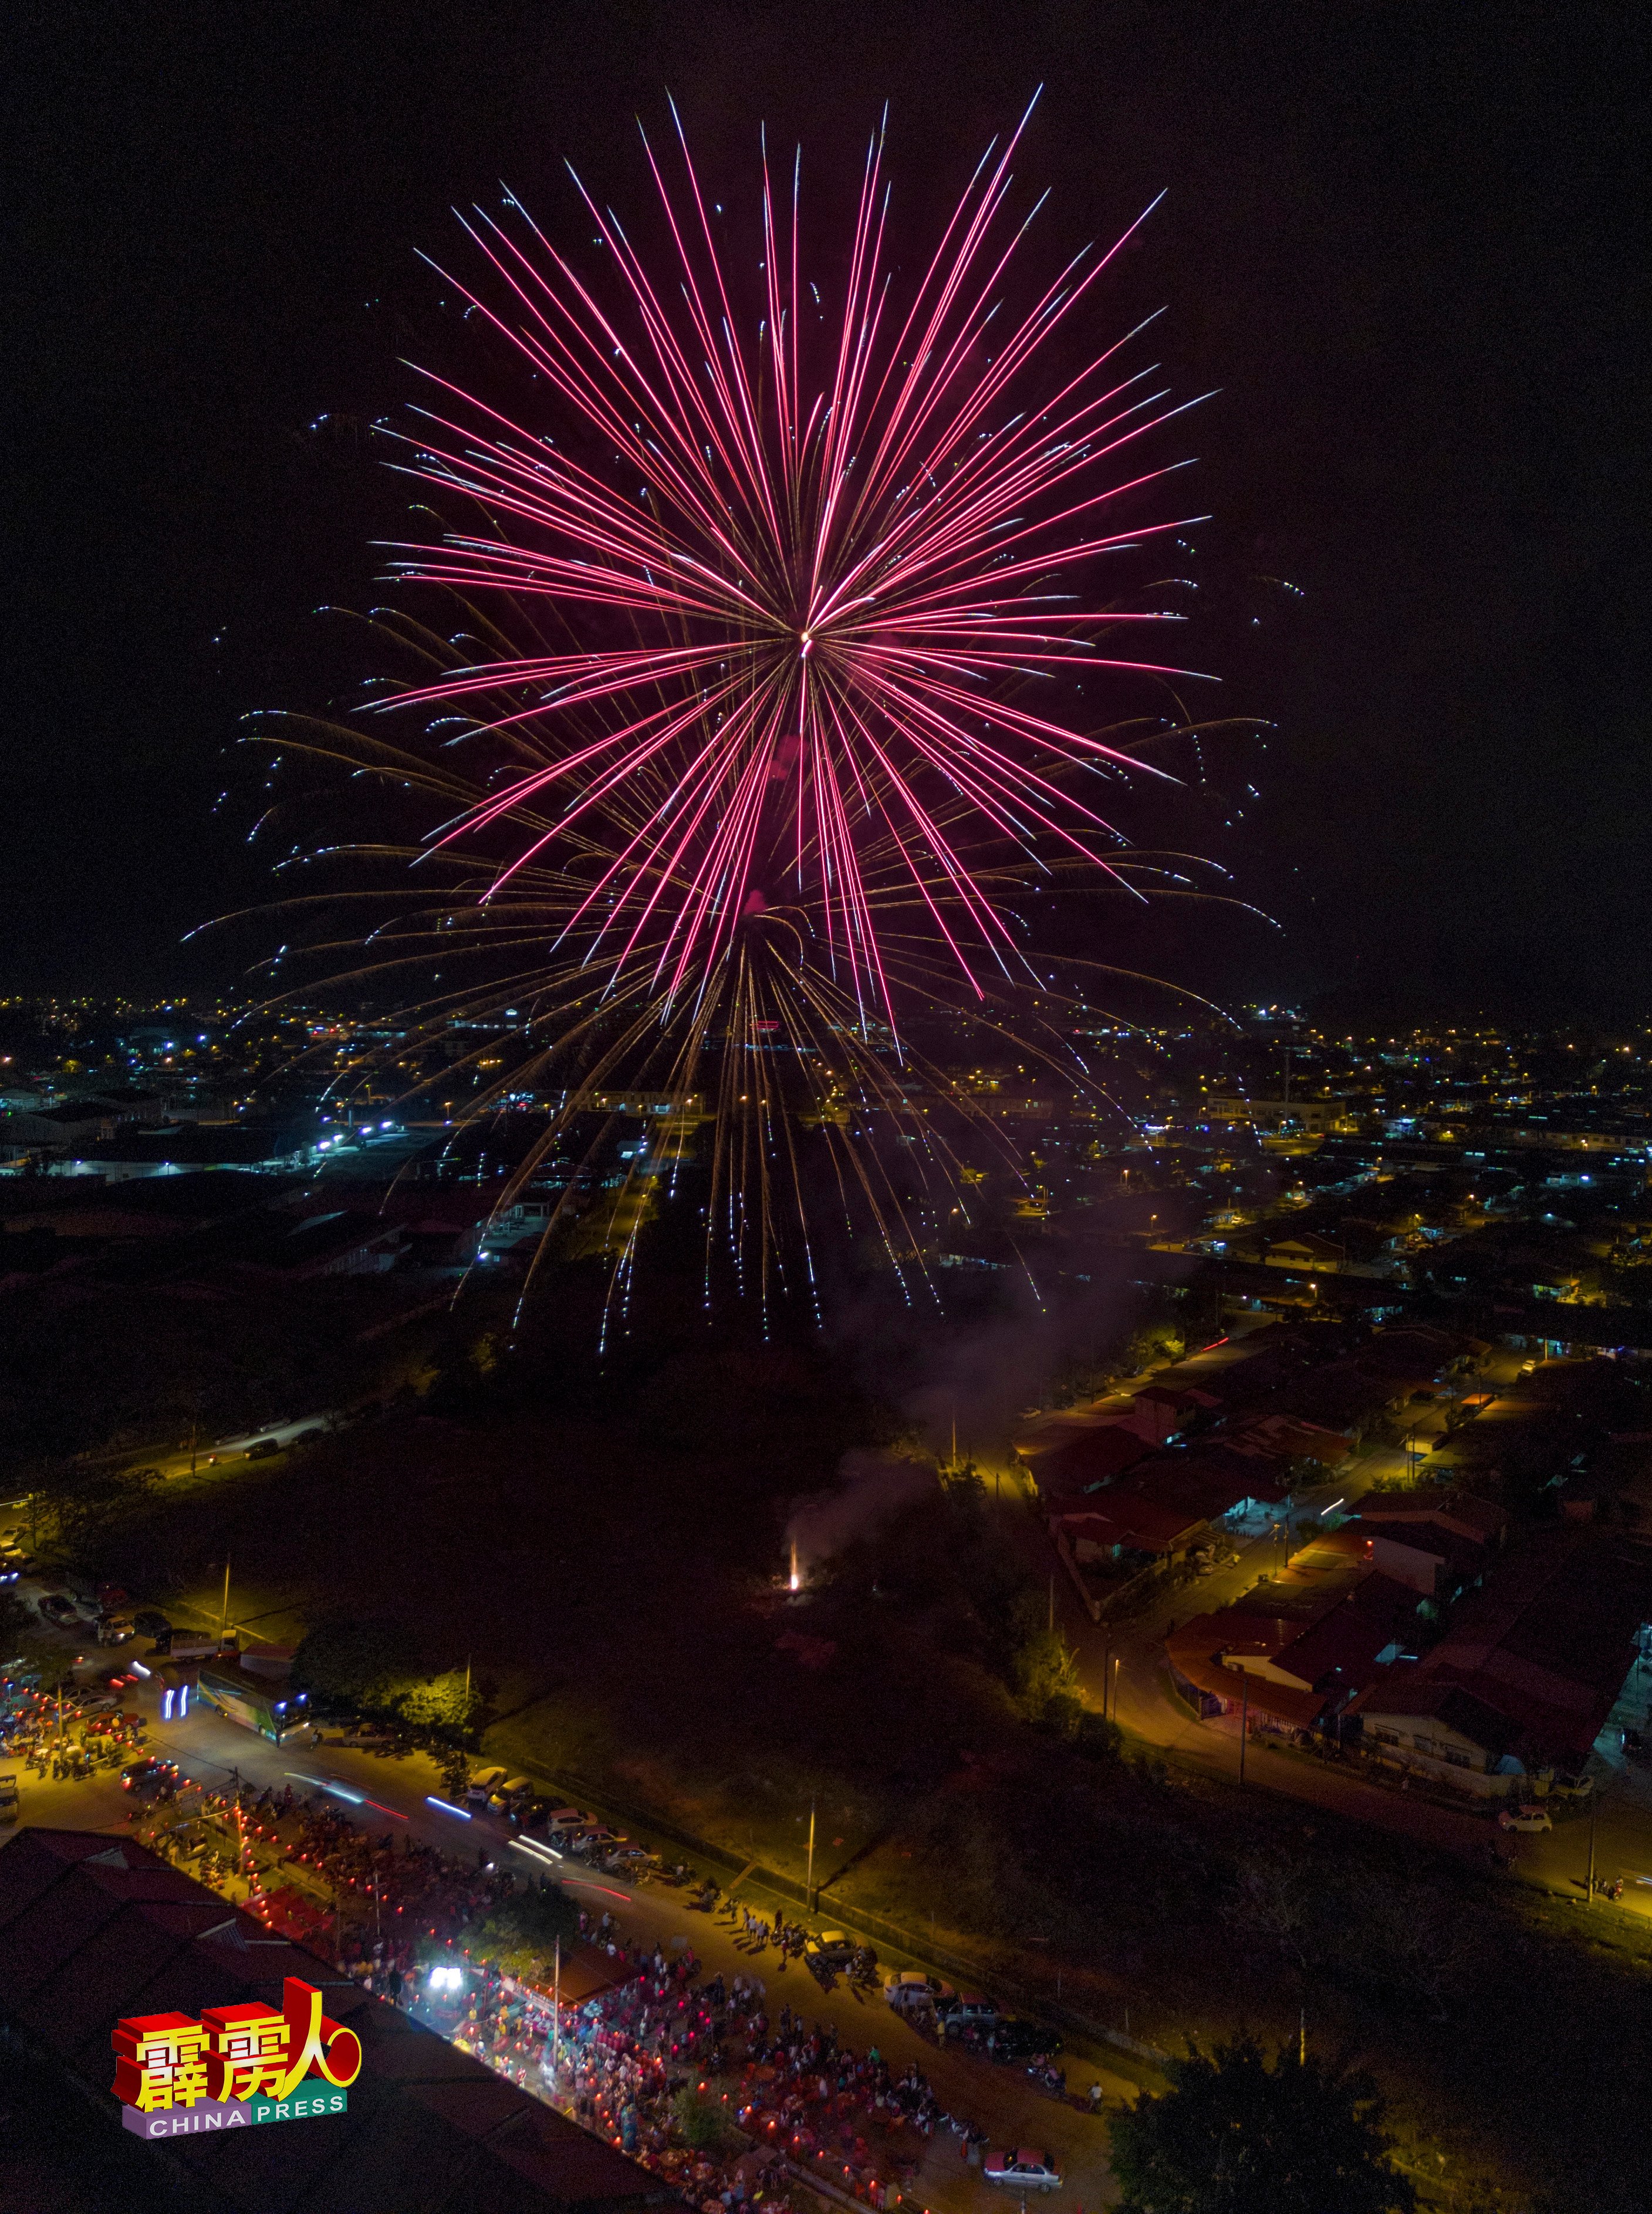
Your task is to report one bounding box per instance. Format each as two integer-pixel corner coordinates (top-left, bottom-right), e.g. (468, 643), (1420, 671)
(1348, 1535), (1652, 1790)
(0, 1827), (680, 2214)
(1258, 1230), (1347, 1274)
(1167, 1552), (1421, 1737)
(587, 1092), (704, 1118)
(1221, 1412), (1354, 1473)
(235, 1208), (408, 1280)
(1053, 1493), (1212, 1568)
(1204, 1095), (1351, 1135)
(1023, 1422), (1153, 1501)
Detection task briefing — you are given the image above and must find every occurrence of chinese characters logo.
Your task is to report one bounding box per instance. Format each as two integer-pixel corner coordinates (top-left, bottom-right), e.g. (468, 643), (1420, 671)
(113, 1977), (361, 2137)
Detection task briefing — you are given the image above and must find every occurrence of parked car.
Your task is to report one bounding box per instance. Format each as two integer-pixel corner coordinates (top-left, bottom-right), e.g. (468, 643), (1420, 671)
(38, 1595), (82, 1628)
(244, 1439), (280, 1460)
(1499, 1804), (1553, 1834)
(984, 2150), (1061, 2191)
(884, 1970), (942, 2010)
(938, 1994), (1001, 2029)
(466, 1765), (508, 1805)
(132, 1609), (171, 1639)
(805, 1931), (856, 1969)
(121, 1757), (180, 1795)
(989, 2019), (1064, 2061)
(96, 1615), (135, 1646)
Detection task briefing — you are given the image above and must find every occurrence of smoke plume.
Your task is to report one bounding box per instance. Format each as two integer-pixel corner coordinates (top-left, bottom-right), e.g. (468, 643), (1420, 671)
(785, 1448), (936, 1579)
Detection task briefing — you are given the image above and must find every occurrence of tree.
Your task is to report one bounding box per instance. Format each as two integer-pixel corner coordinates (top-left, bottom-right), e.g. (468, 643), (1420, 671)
(292, 1615), (421, 1710)
(43, 1459), (161, 1554)
(0, 1588), (59, 1683)
(469, 1882), (580, 1978)
(1004, 1587), (1080, 1718)
(1124, 1319), (1186, 1375)
(1111, 2034), (1415, 2214)
(398, 1669), (485, 1737)
(672, 2088), (730, 2151)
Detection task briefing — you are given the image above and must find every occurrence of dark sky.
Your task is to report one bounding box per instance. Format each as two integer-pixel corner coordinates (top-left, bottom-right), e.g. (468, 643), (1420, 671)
(5, 2), (1648, 1015)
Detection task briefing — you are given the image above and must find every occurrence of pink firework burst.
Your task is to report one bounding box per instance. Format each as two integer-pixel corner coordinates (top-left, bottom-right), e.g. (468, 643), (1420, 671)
(381, 95), (1213, 1031)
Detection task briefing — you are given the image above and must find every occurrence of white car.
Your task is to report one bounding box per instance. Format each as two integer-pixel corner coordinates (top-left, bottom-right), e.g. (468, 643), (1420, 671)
(940, 1993), (1000, 2029)
(1498, 1804), (1552, 1834)
(985, 2150), (1061, 2192)
(885, 1970), (950, 2010)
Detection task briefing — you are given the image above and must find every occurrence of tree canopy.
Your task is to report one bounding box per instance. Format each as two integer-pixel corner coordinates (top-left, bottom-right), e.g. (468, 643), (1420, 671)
(292, 1614), (422, 1707)
(1110, 2034), (1415, 2214)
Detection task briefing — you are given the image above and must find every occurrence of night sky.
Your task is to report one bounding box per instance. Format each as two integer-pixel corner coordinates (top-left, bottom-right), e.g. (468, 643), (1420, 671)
(6, 3), (1648, 1014)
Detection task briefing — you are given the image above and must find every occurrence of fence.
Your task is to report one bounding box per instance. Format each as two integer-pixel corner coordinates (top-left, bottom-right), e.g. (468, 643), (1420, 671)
(495, 1753), (1173, 2075)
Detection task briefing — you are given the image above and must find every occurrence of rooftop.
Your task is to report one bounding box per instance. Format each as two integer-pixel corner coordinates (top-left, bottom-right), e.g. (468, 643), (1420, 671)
(0, 1827), (677, 2214)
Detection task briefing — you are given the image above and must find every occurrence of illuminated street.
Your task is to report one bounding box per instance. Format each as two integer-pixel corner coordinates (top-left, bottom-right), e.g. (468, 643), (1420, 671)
(2, 1663), (1132, 2210)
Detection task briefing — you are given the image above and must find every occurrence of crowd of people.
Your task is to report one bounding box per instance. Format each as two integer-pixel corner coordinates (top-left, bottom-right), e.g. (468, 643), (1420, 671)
(130, 1775), (520, 1973)
(418, 1916), (989, 2214)
(1, 1670), (146, 1780)
(124, 1773), (1008, 2213)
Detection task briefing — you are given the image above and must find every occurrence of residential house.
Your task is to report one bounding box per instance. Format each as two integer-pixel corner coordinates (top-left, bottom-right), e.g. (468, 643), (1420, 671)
(1262, 1230), (1347, 1274)
(1167, 1556), (1419, 1737)
(1349, 1535), (1652, 1790)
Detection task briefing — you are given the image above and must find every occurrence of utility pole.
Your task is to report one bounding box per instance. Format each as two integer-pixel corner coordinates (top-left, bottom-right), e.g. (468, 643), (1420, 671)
(1112, 1652), (1121, 1723)
(1586, 1797), (1599, 1903)
(218, 1558), (231, 1645)
(1101, 1642), (1112, 1719)
(1239, 1674), (1249, 1787)
(806, 1798), (816, 1913)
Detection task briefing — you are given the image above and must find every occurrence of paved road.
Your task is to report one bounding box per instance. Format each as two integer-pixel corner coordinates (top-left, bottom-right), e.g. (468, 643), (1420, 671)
(2, 1659), (1131, 2210)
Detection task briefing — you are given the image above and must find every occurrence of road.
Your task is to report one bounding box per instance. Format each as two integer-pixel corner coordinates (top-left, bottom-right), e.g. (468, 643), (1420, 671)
(1, 1645), (1133, 2212)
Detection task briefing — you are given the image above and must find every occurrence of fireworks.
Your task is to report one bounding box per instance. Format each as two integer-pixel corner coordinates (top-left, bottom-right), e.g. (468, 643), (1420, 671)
(253, 100), (1248, 1322)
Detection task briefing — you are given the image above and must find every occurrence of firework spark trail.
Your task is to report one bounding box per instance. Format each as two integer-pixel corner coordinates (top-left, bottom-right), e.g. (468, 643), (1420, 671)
(373, 97), (1214, 1039)
(233, 110), (1273, 1329)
